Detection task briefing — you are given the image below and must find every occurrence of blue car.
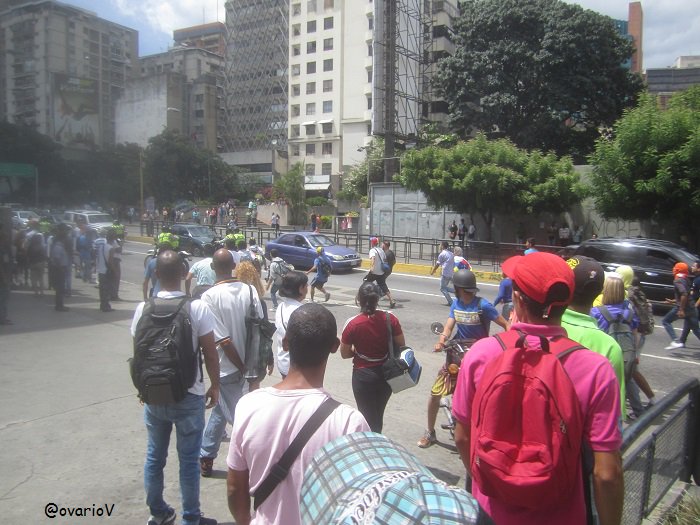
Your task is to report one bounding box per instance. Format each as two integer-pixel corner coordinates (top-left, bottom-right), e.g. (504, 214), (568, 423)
(264, 232), (361, 272)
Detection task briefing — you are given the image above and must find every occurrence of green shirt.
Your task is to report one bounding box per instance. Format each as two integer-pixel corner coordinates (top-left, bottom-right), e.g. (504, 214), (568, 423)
(561, 308), (627, 418)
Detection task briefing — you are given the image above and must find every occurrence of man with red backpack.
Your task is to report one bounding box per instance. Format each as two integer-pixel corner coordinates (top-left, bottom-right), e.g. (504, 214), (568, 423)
(451, 251), (623, 525)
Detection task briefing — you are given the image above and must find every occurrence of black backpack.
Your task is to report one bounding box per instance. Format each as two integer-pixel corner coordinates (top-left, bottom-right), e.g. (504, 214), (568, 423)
(319, 256), (332, 276)
(26, 233), (46, 263)
(130, 297), (202, 405)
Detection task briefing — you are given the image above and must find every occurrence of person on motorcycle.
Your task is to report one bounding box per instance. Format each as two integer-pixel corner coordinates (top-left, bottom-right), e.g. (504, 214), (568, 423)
(156, 225), (179, 251)
(416, 269), (508, 448)
(112, 219), (126, 241)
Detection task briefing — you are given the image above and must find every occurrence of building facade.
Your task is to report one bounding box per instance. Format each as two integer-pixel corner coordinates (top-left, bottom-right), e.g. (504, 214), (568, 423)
(173, 22), (226, 56)
(646, 58), (700, 110)
(0, 0), (138, 149)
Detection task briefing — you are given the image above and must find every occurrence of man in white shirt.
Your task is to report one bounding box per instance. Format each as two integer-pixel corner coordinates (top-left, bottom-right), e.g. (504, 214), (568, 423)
(94, 229), (115, 312)
(227, 303), (369, 525)
(130, 249), (220, 525)
(363, 237), (396, 308)
(430, 240), (455, 306)
(199, 249), (262, 477)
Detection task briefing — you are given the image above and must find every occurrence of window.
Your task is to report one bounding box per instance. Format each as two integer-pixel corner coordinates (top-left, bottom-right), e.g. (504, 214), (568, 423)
(368, 16), (374, 30)
(306, 61), (316, 74)
(324, 17), (334, 29)
(292, 84), (300, 96)
(367, 69), (372, 83)
(305, 164), (315, 176)
(307, 41), (316, 53)
(307, 20), (316, 33)
(322, 142), (333, 155)
(306, 82), (316, 94)
(194, 109), (204, 118)
(291, 64), (300, 76)
(306, 102), (316, 115)
(323, 37), (333, 51)
(292, 44), (300, 56)
(305, 124), (316, 135)
(291, 144), (300, 156)
(323, 79), (333, 92)
(367, 43), (373, 56)
(322, 122), (333, 133)
(291, 125), (300, 137)
(307, 0), (316, 12)
(323, 58), (333, 72)
(291, 104), (300, 116)
(323, 100), (332, 113)
(306, 143), (316, 155)
(367, 96), (372, 110)
(324, 0), (334, 8)
(322, 163), (332, 175)
(292, 24), (301, 36)
(292, 3), (301, 15)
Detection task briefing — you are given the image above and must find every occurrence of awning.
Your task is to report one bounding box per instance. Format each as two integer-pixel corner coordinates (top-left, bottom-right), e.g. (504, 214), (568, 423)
(300, 121), (316, 126)
(317, 119), (333, 124)
(305, 183), (331, 191)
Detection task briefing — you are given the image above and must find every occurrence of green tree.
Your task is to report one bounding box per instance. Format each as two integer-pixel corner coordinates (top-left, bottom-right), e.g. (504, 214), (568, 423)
(337, 138), (385, 205)
(398, 133), (586, 240)
(144, 130), (239, 203)
(589, 87), (700, 247)
(274, 162), (307, 225)
(435, 0), (643, 162)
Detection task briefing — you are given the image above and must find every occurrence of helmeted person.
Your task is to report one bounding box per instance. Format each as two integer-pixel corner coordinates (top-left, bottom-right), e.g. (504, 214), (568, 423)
(157, 225), (179, 251)
(112, 218), (126, 240)
(39, 216), (53, 234)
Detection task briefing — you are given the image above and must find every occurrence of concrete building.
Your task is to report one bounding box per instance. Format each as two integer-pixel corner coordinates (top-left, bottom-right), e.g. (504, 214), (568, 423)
(627, 1), (643, 74)
(173, 22), (226, 56)
(646, 56), (700, 110)
(115, 45), (224, 151)
(425, 0), (459, 128)
(0, 0), (138, 149)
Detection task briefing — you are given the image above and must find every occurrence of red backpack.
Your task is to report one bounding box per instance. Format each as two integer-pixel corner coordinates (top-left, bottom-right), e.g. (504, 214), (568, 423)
(470, 330), (585, 510)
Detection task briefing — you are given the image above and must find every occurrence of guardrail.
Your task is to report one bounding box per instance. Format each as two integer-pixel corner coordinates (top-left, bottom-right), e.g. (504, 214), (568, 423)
(620, 378), (700, 524)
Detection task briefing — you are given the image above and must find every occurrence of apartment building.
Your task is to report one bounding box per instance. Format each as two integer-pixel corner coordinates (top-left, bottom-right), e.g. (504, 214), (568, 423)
(0, 0), (138, 149)
(173, 22), (226, 56)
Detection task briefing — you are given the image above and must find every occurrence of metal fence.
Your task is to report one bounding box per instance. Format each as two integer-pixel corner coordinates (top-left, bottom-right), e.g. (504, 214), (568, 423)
(620, 378), (700, 524)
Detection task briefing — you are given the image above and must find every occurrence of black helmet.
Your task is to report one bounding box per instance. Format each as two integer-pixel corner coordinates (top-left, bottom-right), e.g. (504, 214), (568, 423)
(162, 225), (171, 233)
(452, 269), (479, 293)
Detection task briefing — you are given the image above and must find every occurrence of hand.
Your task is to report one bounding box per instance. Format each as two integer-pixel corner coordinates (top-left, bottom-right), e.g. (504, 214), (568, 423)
(205, 385), (219, 409)
(679, 311), (686, 318)
(434, 341), (444, 352)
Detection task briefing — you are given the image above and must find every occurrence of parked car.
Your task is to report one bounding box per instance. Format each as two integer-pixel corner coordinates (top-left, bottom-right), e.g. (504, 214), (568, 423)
(264, 231), (362, 272)
(170, 223), (217, 257)
(63, 210), (115, 235)
(574, 237), (700, 305)
(11, 210), (39, 228)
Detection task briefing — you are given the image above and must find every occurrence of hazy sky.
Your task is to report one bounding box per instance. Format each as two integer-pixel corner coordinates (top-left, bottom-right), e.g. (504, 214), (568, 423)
(61, 0), (698, 69)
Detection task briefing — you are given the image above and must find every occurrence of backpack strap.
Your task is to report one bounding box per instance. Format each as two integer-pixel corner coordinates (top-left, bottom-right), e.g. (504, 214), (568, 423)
(476, 297), (491, 337)
(494, 329), (585, 360)
(597, 304), (614, 324)
(252, 397), (340, 510)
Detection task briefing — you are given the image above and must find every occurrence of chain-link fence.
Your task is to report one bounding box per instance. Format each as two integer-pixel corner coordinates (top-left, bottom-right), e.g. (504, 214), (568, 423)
(621, 378), (700, 525)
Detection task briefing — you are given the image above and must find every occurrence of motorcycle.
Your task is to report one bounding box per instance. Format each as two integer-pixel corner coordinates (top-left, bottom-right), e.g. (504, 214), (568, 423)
(430, 321), (470, 439)
(144, 244), (192, 274)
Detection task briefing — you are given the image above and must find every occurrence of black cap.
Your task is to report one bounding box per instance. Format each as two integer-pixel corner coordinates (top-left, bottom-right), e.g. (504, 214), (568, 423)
(566, 256), (604, 300)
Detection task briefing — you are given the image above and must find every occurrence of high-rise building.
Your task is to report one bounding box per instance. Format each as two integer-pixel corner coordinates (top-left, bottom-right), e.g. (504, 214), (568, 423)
(116, 45), (225, 152)
(627, 2), (643, 74)
(223, 0), (288, 153)
(174, 22), (226, 56)
(0, 0), (138, 149)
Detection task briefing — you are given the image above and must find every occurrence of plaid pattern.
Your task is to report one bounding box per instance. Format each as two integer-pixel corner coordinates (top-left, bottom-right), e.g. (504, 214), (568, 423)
(301, 432), (487, 524)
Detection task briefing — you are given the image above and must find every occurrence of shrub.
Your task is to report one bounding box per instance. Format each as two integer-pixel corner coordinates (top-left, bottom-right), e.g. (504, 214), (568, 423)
(306, 196), (329, 207)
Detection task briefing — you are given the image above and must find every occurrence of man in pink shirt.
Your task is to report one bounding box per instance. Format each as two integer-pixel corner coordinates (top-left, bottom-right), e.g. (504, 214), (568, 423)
(226, 303), (369, 525)
(452, 251), (624, 525)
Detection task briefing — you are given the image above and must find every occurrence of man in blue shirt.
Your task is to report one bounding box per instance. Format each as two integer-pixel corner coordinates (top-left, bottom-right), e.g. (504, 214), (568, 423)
(417, 269), (508, 448)
(306, 246), (332, 302)
(493, 274), (513, 321)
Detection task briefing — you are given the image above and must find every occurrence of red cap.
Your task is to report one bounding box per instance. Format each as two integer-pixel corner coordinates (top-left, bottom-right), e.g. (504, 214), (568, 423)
(370, 237), (379, 246)
(502, 252), (574, 305)
(673, 262), (689, 276)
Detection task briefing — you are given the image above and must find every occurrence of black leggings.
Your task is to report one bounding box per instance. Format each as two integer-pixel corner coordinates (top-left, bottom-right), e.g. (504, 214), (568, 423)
(352, 366), (392, 433)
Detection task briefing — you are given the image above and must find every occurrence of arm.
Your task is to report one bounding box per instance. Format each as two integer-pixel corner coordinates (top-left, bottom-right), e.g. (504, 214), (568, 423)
(435, 318), (456, 351)
(142, 277), (150, 302)
(339, 342), (354, 359)
(227, 468), (251, 525)
(185, 272), (194, 296)
(219, 338), (246, 372)
(678, 293), (688, 318)
(494, 314), (509, 331)
(592, 451), (624, 525)
(393, 332), (406, 348)
(199, 331), (220, 409)
(454, 420), (471, 473)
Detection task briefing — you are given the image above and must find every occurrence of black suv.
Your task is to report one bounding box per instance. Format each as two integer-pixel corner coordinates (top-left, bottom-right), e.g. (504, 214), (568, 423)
(169, 223), (217, 257)
(574, 238), (699, 305)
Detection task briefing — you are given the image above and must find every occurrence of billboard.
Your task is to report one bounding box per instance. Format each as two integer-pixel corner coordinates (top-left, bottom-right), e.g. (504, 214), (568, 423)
(53, 74), (100, 148)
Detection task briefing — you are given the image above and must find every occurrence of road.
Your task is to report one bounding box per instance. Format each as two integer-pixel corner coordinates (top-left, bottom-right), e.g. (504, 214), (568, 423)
(0, 240), (697, 524)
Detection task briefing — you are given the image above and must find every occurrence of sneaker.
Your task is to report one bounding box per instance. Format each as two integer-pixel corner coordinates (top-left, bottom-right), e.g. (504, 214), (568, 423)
(200, 457), (214, 477)
(147, 507), (175, 525)
(324, 291), (331, 302)
(389, 301), (397, 309)
(197, 516), (217, 525)
(55, 306), (70, 312)
(665, 341), (685, 350)
(417, 430), (437, 448)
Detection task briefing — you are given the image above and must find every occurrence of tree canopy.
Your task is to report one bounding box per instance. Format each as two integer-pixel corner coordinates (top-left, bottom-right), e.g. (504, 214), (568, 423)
(434, 0), (643, 162)
(337, 138), (385, 205)
(588, 87), (700, 246)
(398, 133), (586, 239)
(274, 162), (306, 225)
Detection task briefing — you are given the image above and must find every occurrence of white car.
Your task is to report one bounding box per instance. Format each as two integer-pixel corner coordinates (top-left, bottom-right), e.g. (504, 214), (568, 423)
(11, 210), (39, 228)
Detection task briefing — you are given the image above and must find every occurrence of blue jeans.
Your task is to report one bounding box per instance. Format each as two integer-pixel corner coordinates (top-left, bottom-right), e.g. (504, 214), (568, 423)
(662, 306), (679, 341)
(144, 393), (205, 525)
(270, 282), (280, 307)
(680, 306), (700, 344)
(440, 274), (454, 305)
(200, 372), (245, 460)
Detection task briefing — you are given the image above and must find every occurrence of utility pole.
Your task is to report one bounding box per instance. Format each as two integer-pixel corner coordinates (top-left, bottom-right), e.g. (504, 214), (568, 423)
(139, 150), (144, 216)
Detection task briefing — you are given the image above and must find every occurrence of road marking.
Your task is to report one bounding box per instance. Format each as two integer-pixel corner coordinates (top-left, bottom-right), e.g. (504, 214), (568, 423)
(641, 353), (700, 366)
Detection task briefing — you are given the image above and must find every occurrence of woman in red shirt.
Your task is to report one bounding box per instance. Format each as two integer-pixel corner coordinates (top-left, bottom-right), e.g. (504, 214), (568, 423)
(340, 282), (405, 432)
